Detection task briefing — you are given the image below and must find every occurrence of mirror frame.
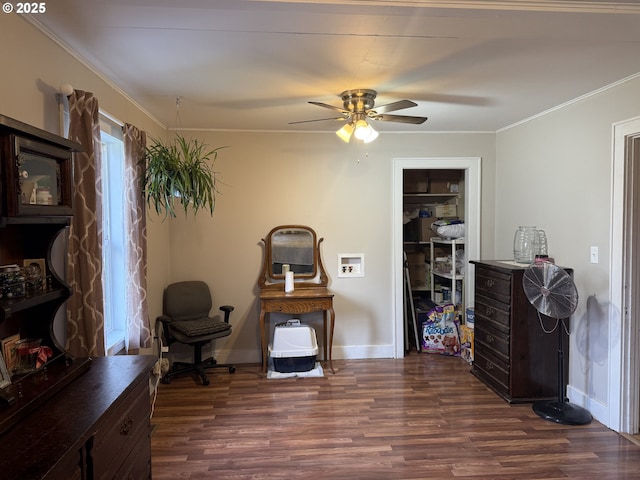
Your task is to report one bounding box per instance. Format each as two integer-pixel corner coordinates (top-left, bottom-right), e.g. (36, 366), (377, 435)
(259, 225), (328, 289)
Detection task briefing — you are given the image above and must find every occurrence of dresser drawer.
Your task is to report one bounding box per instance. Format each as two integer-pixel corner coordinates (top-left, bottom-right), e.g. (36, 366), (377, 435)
(265, 298), (331, 313)
(113, 431), (152, 480)
(92, 379), (151, 479)
(475, 267), (511, 303)
(474, 295), (510, 333)
(473, 348), (509, 395)
(475, 323), (509, 362)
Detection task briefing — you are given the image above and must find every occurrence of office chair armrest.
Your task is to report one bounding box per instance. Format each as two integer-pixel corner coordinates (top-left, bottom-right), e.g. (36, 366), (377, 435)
(155, 315), (173, 346)
(219, 305), (234, 323)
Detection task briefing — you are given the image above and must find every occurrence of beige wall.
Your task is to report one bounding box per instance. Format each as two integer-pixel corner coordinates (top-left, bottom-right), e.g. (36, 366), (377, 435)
(167, 131), (495, 363)
(1, 15), (170, 326)
(496, 75), (640, 415)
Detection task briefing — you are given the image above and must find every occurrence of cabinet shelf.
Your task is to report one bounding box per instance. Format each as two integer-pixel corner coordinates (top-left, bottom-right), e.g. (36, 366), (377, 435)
(432, 271), (465, 281)
(430, 237), (465, 307)
(403, 241), (432, 246)
(0, 287), (71, 319)
(404, 193), (458, 198)
(403, 193), (459, 206)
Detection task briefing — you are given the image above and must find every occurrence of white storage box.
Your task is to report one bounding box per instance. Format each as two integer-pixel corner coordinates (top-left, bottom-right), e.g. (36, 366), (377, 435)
(269, 319), (318, 373)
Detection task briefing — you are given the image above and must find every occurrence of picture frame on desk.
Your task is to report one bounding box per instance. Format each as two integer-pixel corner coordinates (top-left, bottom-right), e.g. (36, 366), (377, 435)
(1, 334), (20, 376)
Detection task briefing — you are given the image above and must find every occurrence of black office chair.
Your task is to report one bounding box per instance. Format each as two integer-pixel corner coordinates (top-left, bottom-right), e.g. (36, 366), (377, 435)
(156, 281), (236, 386)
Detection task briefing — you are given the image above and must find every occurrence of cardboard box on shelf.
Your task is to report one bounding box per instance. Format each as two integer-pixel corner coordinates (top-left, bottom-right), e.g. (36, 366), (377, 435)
(429, 170), (461, 194)
(415, 217), (438, 242)
(430, 204), (457, 218)
(406, 251), (426, 265)
(408, 263), (428, 288)
(403, 170), (429, 193)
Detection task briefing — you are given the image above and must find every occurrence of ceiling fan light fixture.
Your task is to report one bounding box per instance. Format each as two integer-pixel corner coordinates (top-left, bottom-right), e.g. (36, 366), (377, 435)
(353, 119), (372, 140)
(363, 125), (378, 143)
(353, 119), (370, 140)
(336, 122), (354, 143)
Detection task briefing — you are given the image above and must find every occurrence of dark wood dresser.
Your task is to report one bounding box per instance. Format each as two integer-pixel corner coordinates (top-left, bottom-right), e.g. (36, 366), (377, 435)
(470, 260), (569, 403)
(0, 355), (156, 480)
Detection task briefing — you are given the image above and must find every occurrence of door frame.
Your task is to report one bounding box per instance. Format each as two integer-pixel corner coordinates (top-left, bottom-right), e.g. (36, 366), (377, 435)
(611, 116), (640, 433)
(392, 157), (481, 359)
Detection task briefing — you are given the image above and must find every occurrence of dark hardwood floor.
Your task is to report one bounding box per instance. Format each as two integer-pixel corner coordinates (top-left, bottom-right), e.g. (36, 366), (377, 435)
(151, 353), (640, 479)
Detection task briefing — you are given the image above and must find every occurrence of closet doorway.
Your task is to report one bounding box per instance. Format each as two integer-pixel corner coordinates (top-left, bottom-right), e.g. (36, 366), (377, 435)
(611, 116), (640, 434)
(392, 157), (481, 359)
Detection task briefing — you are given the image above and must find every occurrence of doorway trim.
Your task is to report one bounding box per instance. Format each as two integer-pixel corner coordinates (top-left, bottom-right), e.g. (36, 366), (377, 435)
(392, 157), (481, 359)
(611, 116), (640, 433)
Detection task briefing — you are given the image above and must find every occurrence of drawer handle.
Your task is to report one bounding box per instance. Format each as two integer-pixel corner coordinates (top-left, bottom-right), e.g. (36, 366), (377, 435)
(485, 361), (494, 371)
(486, 307), (494, 317)
(486, 334), (494, 344)
(120, 417), (134, 435)
(485, 279), (495, 288)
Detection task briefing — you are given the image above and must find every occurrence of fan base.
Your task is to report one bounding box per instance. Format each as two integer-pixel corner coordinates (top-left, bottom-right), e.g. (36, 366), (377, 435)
(532, 399), (592, 425)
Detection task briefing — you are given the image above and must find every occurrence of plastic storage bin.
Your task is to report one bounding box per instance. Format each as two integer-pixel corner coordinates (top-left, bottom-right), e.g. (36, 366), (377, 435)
(269, 319), (318, 373)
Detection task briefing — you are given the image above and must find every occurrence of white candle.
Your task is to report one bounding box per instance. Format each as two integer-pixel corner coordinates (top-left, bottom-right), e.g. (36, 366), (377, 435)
(285, 271), (294, 293)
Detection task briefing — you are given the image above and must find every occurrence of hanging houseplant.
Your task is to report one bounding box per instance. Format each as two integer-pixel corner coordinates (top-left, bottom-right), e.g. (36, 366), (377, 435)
(143, 134), (226, 219)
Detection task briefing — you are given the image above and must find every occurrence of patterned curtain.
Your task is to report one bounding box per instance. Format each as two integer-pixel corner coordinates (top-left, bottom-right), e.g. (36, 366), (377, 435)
(66, 90), (105, 357)
(123, 124), (151, 353)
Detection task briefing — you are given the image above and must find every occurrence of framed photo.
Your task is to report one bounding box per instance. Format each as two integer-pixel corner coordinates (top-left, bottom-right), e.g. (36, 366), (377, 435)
(1, 334), (20, 375)
(23, 258), (46, 291)
(0, 350), (11, 388)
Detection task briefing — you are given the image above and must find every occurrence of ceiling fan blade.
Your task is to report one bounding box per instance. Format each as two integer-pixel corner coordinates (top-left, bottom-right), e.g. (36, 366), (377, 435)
(371, 100), (417, 114)
(309, 101), (350, 114)
(370, 114), (428, 124)
(289, 116), (347, 125)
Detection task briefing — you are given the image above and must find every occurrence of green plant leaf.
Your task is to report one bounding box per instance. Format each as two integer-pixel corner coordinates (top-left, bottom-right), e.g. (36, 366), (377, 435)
(142, 134), (227, 219)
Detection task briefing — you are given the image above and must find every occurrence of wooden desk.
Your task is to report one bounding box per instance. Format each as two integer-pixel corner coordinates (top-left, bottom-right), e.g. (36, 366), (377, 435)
(259, 287), (335, 374)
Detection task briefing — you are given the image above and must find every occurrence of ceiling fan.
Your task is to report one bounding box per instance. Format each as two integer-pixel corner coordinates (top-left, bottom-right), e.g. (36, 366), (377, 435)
(290, 89), (428, 143)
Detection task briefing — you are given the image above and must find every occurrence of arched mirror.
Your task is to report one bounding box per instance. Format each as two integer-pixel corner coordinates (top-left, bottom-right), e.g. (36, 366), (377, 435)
(259, 225), (328, 289)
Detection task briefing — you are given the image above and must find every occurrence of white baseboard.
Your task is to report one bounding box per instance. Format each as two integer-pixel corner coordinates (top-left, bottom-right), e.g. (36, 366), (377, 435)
(199, 344), (398, 366)
(567, 384), (609, 429)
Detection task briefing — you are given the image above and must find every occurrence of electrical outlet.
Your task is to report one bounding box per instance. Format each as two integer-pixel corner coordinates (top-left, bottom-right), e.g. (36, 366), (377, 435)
(590, 246), (599, 264)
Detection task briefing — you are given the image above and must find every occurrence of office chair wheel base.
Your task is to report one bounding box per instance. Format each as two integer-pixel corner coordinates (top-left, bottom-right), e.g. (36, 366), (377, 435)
(161, 376), (171, 385)
(229, 366), (236, 374)
(201, 376), (210, 386)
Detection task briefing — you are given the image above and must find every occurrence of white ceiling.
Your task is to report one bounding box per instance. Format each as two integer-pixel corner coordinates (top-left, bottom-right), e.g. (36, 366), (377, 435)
(30, 0), (640, 133)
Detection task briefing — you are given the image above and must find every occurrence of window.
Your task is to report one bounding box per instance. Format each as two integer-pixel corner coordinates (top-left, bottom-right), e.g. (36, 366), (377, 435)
(99, 114), (127, 354)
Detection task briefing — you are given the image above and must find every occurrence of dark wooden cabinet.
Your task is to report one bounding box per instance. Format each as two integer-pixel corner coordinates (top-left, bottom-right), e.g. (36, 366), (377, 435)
(0, 114), (86, 432)
(470, 260), (569, 403)
(0, 115), (75, 218)
(0, 355), (156, 480)
(0, 115), (155, 479)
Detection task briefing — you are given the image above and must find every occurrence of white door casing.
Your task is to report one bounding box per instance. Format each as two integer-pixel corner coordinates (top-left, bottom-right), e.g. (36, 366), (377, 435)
(392, 157), (481, 359)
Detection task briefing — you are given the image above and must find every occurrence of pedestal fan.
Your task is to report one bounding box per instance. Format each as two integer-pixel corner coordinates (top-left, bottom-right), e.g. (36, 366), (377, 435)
(522, 262), (592, 425)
